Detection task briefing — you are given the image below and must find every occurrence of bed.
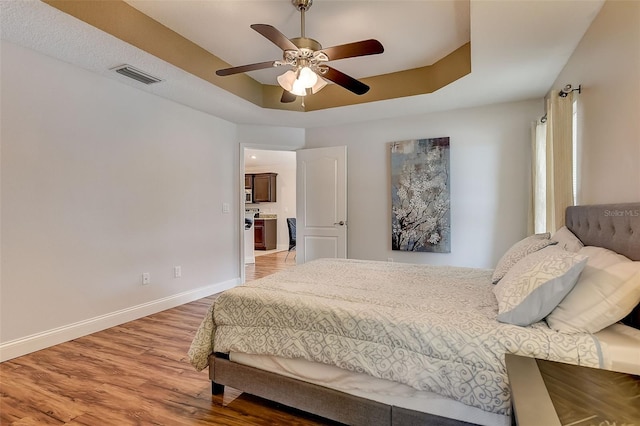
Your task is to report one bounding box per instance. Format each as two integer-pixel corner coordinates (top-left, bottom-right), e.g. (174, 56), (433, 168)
(188, 203), (640, 425)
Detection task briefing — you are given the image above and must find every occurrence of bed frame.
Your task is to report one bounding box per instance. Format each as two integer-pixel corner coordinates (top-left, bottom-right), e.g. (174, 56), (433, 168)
(209, 202), (640, 426)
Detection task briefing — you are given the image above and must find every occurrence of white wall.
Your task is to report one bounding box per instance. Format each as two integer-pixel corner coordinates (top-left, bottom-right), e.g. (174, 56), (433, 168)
(237, 125), (305, 149)
(0, 41), (239, 359)
(552, 0), (640, 204)
(306, 100), (542, 268)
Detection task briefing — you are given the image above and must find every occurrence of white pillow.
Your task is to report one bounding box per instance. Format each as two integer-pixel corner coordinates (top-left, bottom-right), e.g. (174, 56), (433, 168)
(551, 226), (584, 253)
(493, 247), (588, 326)
(578, 245), (630, 268)
(491, 233), (555, 284)
(546, 246), (640, 334)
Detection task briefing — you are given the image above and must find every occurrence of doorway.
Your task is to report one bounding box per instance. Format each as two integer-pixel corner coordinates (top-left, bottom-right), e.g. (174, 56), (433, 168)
(241, 145), (297, 283)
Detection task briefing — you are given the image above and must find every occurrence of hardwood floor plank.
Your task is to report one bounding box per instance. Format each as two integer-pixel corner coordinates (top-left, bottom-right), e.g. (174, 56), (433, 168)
(0, 252), (340, 425)
(7, 415), (64, 426)
(0, 374), (85, 423)
(1, 360), (107, 402)
(0, 394), (66, 425)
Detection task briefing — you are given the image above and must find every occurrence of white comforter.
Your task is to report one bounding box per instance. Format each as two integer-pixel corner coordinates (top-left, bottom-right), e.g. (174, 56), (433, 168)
(188, 258), (602, 415)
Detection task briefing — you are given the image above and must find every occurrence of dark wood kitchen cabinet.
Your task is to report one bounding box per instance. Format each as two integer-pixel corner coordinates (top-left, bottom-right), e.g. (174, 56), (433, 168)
(252, 173), (277, 203)
(254, 218), (277, 250)
(244, 174), (253, 189)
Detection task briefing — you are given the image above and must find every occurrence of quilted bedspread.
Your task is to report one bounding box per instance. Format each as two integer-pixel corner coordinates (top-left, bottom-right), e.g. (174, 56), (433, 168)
(188, 258), (602, 415)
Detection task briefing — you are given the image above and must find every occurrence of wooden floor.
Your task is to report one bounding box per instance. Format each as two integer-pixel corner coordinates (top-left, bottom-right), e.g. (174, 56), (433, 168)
(0, 251), (339, 425)
(244, 249), (296, 282)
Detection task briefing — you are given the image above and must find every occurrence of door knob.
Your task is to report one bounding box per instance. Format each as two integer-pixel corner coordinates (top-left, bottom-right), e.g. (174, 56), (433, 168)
(334, 221), (346, 226)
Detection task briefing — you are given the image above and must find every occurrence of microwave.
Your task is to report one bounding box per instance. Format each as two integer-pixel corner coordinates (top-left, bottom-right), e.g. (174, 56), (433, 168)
(245, 189), (252, 203)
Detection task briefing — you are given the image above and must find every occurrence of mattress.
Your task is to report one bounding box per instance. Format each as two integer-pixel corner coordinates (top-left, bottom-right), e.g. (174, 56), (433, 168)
(230, 351), (510, 426)
(230, 321), (640, 426)
(595, 322), (640, 375)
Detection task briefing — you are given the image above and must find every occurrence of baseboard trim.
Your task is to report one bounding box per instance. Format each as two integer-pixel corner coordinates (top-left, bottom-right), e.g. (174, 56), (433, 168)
(0, 278), (239, 362)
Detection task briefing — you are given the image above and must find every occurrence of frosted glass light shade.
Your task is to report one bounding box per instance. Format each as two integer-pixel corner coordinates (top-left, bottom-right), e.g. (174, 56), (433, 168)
(311, 77), (327, 94)
(290, 79), (307, 96)
(277, 70), (297, 91)
(298, 67), (318, 88)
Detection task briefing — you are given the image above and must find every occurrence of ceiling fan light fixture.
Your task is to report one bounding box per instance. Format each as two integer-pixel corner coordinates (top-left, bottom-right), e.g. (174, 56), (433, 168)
(278, 67), (322, 96)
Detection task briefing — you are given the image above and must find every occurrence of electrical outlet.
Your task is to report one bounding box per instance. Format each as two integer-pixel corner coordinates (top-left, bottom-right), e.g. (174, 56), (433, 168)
(174, 266), (182, 278)
(142, 272), (151, 285)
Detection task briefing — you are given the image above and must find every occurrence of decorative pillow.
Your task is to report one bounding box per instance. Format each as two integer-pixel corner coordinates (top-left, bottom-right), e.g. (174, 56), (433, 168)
(551, 226), (584, 253)
(491, 233), (555, 284)
(493, 247), (588, 326)
(546, 247), (640, 334)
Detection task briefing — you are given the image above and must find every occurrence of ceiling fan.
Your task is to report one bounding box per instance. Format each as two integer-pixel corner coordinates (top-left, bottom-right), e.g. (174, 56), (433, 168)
(215, 0), (384, 103)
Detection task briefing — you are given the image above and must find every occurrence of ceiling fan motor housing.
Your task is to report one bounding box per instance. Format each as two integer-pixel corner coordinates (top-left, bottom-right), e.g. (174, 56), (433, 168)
(290, 37), (322, 52)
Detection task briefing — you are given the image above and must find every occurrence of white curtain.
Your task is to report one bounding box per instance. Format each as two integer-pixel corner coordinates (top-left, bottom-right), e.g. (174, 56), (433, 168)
(531, 90), (576, 233)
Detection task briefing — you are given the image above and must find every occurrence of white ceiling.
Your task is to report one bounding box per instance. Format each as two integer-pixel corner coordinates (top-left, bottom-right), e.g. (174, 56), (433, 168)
(0, 0), (604, 129)
(126, 0), (471, 84)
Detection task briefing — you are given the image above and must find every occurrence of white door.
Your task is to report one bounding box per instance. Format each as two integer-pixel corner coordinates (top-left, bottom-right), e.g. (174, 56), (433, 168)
(296, 146), (347, 263)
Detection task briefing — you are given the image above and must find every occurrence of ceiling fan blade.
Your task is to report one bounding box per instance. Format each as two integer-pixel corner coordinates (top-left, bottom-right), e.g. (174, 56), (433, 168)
(323, 66), (370, 95)
(216, 61), (277, 76)
(251, 24), (298, 52)
(321, 39), (384, 61)
(280, 90), (297, 103)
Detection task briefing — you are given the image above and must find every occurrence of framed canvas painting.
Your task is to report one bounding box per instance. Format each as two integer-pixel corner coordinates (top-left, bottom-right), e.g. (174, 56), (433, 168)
(390, 137), (450, 252)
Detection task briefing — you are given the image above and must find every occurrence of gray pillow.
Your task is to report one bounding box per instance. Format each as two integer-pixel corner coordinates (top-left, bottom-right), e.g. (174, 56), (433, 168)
(551, 226), (584, 253)
(493, 246), (588, 326)
(491, 233), (555, 284)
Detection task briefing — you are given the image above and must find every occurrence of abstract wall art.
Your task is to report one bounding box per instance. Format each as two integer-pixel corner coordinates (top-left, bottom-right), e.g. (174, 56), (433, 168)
(390, 137), (450, 252)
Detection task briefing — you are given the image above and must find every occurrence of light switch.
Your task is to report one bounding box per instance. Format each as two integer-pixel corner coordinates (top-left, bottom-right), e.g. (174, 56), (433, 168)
(222, 202), (230, 213)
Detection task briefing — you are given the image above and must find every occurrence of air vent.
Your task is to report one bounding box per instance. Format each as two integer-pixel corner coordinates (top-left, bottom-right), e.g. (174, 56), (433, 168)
(111, 65), (162, 85)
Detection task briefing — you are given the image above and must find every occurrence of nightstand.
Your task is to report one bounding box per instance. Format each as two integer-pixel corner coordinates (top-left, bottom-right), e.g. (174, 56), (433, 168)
(505, 354), (640, 425)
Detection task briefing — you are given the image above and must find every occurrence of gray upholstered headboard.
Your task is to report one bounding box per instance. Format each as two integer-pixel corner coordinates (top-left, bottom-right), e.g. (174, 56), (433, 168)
(566, 203), (640, 261)
(565, 202), (640, 329)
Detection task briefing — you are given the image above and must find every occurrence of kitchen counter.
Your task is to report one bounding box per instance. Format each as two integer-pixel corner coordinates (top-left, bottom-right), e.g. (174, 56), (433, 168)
(257, 214), (277, 219)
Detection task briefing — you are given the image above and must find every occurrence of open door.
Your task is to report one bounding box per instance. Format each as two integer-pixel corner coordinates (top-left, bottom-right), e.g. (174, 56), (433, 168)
(296, 146), (347, 263)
